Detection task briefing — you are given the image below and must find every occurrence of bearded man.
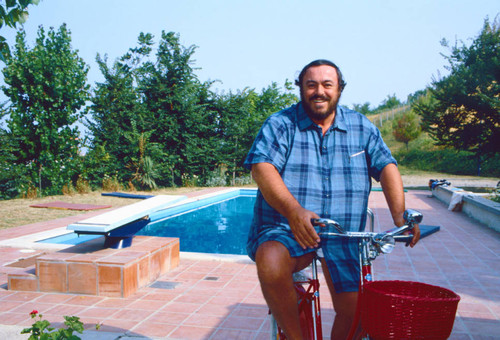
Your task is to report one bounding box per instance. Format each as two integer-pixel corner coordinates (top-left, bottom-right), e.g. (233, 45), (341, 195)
(244, 59), (420, 339)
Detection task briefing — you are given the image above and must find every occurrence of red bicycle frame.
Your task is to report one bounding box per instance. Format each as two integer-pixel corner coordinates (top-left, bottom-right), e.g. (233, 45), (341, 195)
(273, 259), (322, 340)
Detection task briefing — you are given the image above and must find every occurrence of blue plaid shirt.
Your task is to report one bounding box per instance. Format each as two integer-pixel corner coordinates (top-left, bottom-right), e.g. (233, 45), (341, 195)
(244, 102), (396, 261)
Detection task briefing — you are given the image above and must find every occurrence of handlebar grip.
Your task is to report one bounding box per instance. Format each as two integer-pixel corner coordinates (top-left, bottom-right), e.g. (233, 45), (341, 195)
(393, 234), (413, 243)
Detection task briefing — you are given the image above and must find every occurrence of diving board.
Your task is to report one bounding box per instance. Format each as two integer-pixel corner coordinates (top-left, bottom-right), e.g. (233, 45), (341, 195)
(67, 195), (186, 234)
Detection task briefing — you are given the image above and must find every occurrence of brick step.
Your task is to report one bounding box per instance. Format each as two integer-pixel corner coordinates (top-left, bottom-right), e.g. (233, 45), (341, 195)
(6, 265), (38, 292)
(7, 236), (180, 297)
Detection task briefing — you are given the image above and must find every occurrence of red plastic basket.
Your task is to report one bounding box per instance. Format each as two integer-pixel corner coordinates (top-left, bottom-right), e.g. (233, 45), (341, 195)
(361, 280), (460, 340)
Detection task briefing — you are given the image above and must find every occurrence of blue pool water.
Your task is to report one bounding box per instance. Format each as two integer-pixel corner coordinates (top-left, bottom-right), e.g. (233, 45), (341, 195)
(38, 189), (257, 255)
(138, 194), (255, 255)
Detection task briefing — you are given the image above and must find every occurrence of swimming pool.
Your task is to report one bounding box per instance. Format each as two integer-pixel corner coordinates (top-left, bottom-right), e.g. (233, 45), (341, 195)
(38, 189), (257, 255)
(139, 191), (256, 254)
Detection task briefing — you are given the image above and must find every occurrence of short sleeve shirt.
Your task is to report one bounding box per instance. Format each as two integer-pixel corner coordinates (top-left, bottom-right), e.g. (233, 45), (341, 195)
(244, 103), (396, 292)
(244, 102), (396, 233)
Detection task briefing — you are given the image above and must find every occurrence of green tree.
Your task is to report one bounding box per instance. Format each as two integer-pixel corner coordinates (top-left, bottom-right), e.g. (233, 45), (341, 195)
(87, 50), (152, 187)
(376, 94), (402, 112)
(214, 82), (297, 184)
(89, 31), (219, 187)
(141, 31), (219, 186)
(413, 18), (500, 175)
(351, 102), (372, 115)
(2, 24), (90, 196)
(392, 111), (422, 150)
(0, 0), (39, 62)
(89, 31), (298, 188)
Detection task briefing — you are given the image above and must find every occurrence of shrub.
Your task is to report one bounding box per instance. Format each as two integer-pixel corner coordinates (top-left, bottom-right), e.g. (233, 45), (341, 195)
(181, 173), (199, 187)
(491, 182), (500, 203)
(205, 174), (228, 187)
(102, 174), (121, 191)
(234, 175), (253, 186)
(22, 310), (84, 339)
(75, 176), (91, 194)
(127, 180), (136, 191)
(62, 183), (76, 196)
(21, 182), (38, 199)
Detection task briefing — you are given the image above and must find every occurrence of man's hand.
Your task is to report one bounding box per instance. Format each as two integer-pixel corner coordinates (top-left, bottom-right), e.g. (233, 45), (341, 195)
(408, 224), (420, 248)
(286, 206), (321, 249)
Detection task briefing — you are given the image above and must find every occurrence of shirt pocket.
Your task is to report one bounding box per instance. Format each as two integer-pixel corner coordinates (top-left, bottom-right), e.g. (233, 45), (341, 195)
(348, 149), (370, 192)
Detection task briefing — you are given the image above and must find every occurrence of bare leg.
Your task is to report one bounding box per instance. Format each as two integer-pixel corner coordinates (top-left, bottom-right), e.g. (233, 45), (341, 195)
(320, 258), (360, 340)
(255, 241), (314, 340)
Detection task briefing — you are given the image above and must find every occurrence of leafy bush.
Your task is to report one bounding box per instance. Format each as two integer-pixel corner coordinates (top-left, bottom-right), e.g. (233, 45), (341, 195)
(205, 174), (228, 187)
(62, 183), (76, 196)
(491, 182), (500, 203)
(75, 175), (91, 194)
(181, 173), (199, 187)
(22, 310), (84, 339)
(102, 174), (121, 191)
(234, 175), (253, 186)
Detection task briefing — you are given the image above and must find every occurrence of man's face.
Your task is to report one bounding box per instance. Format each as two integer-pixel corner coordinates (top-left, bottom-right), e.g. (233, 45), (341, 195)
(300, 65), (342, 121)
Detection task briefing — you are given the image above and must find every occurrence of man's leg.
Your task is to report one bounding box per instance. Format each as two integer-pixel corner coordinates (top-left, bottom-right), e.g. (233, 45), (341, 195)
(320, 258), (359, 340)
(255, 241), (314, 340)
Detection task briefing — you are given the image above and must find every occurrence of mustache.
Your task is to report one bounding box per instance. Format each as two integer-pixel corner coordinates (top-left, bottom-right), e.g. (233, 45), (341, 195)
(310, 95), (330, 101)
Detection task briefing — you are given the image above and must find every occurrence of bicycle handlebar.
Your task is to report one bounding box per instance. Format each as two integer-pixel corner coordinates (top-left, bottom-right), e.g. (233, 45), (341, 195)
(311, 209), (423, 254)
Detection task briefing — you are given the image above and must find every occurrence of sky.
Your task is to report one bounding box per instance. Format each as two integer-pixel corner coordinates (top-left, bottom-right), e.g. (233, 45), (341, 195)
(1, 0), (499, 109)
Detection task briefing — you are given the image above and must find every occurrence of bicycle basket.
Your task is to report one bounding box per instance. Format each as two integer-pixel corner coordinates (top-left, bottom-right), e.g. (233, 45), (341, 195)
(361, 280), (460, 340)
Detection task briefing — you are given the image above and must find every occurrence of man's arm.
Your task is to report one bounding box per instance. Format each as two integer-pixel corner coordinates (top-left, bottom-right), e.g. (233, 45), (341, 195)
(251, 162), (320, 249)
(379, 163), (420, 247)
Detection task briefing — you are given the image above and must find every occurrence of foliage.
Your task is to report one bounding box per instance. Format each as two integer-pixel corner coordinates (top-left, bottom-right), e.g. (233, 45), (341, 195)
(351, 94), (405, 117)
(374, 94), (402, 113)
(102, 174), (121, 191)
(413, 18), (500, 175)
(75, 175), (91, 193)
(1, 24), (90, 196)
(142, 31), (219, 186)
(214, 81), (297, 184)
(392, 111), (422, 150)
(378, 109), (499, 177)
(491, 182), (500, 203)
(394, 145), (500, 177)
(86, 43), (152, 187)
(21, 310), (84, 340)
(0, 0), (39, 62)
(88, 31), (297, 189)
(407, 89), (427, 104)
(351, 102), (372, 115)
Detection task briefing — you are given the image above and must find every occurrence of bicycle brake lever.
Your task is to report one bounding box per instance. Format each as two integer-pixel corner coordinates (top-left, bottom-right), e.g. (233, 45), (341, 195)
(311, 218), (346, 234)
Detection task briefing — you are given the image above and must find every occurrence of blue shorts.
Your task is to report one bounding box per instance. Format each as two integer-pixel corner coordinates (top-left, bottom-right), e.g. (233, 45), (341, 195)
(247, 225), (360, 293)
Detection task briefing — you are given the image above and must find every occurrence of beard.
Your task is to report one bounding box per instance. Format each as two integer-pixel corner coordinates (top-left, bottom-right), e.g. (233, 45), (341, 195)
(301, 91), (341, 122)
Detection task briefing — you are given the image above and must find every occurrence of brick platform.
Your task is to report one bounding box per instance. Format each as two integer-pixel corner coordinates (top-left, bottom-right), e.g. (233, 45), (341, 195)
(6, 236), (179, 297)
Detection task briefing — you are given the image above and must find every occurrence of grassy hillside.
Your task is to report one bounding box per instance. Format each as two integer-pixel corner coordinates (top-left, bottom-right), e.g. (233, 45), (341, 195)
(373, 108), (500, 178)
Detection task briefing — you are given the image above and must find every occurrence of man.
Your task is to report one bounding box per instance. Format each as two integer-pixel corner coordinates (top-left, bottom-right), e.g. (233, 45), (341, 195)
(244, 59), (420, 339)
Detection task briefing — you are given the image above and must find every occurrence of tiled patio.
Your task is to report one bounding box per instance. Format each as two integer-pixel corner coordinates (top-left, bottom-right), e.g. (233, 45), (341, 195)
(0, 189), (499, 339)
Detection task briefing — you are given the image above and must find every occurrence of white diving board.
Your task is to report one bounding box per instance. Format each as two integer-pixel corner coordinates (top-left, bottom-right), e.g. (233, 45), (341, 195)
(67, 195), (186, 234)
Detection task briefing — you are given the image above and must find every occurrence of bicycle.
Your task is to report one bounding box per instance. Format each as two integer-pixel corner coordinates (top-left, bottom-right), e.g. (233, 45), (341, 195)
(270, 209), (460, 340)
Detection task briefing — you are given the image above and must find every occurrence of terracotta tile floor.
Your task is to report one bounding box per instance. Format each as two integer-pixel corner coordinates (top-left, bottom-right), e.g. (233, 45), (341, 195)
(0, 189), (499, 339)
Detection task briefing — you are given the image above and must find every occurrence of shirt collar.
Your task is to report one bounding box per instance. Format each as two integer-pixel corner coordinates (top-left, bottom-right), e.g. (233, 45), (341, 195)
(297, 102), (348, 133)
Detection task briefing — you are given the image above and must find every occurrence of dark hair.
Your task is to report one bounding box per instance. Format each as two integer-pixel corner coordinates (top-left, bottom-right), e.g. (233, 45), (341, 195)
(295, 59), (346, 92)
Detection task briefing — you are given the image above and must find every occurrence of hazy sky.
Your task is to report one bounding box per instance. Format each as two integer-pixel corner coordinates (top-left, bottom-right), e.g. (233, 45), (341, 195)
(2, 0), (499, 108)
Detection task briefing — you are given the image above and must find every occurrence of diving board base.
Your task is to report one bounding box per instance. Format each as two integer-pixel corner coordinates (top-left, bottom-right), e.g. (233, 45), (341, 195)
(7, 236), (179, 298)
